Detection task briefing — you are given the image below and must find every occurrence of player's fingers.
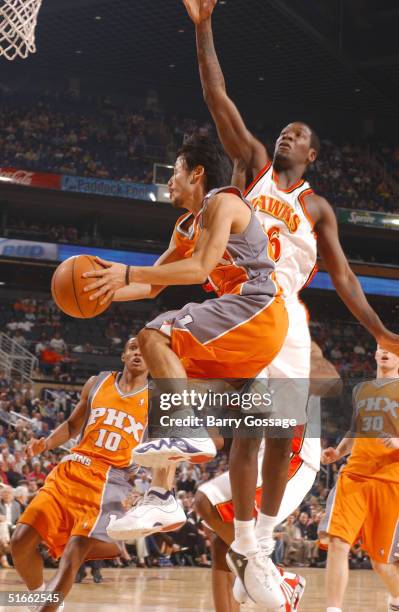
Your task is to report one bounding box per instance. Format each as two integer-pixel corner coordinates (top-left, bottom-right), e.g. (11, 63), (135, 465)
(182, 0), (198, 22)
(99, 290), (114, 306)
(88, 285), (110, 301)
(84, 279), (108, 292)
(94, 256), (112, 268)
(82, 269), (106, 279)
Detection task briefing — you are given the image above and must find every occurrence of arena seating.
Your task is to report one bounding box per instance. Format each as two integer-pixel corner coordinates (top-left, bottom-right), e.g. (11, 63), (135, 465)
(1, 93), (398, 214)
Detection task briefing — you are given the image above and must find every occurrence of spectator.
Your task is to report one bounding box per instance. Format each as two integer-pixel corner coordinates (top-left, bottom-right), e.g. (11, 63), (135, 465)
(14, 486), (29, 513)
(49, 331), (67, 354)
(176, 468), (197, 494)
(0, 486), (21, 531)
(27, 463), (47, 485)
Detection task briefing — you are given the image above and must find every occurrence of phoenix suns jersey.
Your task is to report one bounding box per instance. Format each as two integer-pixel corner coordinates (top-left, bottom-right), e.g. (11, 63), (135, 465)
(171, 186), (278, 298)
(244, 162), (317, 297)
(73, 371), (148, 469)
(342, 379), (399, 483)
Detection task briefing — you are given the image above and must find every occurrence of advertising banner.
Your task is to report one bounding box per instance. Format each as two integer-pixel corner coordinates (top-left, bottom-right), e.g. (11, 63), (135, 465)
(61, 175), (156, 201)
(0, 237), (158, 267)
(0, 167), (61, 190)
(336, 207), (399, 231)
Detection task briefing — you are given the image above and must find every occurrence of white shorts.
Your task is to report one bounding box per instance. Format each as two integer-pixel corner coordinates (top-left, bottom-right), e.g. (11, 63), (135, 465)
(198, 452), (316, 524)
(257, 296), (311, 424)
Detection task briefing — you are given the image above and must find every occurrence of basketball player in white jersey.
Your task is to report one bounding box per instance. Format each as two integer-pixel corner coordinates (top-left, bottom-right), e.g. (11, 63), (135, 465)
(182, 0), (399, 575)
(194, 342), (341, 612)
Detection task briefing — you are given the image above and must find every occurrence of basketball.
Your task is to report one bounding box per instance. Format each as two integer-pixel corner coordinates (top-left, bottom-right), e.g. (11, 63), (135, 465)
(51, 255), (109, 319)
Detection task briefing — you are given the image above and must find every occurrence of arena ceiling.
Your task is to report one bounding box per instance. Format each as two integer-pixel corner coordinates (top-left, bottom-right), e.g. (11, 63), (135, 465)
(2, 0), (399, 118)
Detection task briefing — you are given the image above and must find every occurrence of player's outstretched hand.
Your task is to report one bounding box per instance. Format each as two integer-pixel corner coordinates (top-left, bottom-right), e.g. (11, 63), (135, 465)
(321, 447), (340, 464)
(83, 257), (126, 305)
(379, 435), (399, 450)
(183, 0), (217, 24)
(378, 331), (399, 357)
(26, 437), (47, 458)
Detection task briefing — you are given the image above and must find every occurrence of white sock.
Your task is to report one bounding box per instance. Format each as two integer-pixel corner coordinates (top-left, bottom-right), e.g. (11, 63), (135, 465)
(255, 512), (278, 541)
(30, 583), (45, 592)
(389, 595), (399, 610)
(327, 608), (342, 612)
(232, 518), (258, 556)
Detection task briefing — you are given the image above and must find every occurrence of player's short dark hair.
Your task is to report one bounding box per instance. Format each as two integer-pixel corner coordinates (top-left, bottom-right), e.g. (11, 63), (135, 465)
(178, 134), (233, 192)
(302, 123), (321, 156)
(310, 129), (321, 156)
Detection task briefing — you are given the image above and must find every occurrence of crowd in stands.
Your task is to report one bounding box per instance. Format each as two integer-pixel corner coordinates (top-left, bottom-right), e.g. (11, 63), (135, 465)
(1, 296), (154, 382)
(0, 93), (398, 214)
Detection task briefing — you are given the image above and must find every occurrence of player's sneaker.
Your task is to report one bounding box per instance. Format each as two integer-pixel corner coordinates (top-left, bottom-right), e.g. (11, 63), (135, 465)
(106, 489), (186, 540)
(226, 547), (285, 608)
(233, 570), (306, 611)
(132, 436), (217, 468)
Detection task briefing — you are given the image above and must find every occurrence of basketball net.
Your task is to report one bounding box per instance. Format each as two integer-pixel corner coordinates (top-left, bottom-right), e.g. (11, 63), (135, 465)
(0, 0), (43, 60)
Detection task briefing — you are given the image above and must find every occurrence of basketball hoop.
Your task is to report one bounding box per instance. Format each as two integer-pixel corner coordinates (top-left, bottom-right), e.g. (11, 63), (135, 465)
(0, 0), (43, 60)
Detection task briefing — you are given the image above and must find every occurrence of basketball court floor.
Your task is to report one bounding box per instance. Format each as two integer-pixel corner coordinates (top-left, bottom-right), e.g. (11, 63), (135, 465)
(0, 567), (387, 611)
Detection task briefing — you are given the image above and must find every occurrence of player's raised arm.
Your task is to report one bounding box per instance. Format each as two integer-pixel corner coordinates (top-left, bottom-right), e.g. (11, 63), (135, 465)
(309, 341), (342, 397)
(309, 195), (399, 355)
(26, 376), (97, 456)
(184, 0), (268, 177)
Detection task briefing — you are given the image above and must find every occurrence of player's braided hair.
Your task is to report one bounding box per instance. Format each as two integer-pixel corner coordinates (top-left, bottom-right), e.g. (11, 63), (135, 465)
(178, 134), (233, 192)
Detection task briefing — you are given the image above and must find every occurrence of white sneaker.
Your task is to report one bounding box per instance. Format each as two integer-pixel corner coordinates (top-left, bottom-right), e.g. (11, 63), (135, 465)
(233, 570), (306, 611)
(226, 547), (285, 608)
(132, 437), (217, 468)
(106, 490), (187, 540)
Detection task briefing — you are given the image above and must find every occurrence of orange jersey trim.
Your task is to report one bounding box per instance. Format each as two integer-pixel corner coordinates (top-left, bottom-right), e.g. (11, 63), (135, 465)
(244, 161), (272, 196)
(298, 188), (316, 229)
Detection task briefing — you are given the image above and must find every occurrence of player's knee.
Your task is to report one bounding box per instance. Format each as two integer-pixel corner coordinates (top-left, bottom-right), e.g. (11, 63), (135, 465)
(194, 491), (213, 522)
(371, 560), (390, 577)
(137, 328), (164, 353)
(11, 524), (34, 556)
(231, 436), (261, 461)
(328, 536), (350, 553)
(266, 436), (292, 460)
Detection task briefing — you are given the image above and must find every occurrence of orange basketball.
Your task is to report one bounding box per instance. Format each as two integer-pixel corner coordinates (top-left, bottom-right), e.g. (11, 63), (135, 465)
(51, 255), (110, 318)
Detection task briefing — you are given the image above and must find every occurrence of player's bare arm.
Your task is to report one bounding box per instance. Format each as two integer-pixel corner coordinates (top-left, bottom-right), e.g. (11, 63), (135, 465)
(321, 436), (355, 464)
(83, 193), (250, 293)
(26, 376), (97, 457)
(185, 0), (267, 177)
(308, 194), (399, 355)
(112, 237), (183, 302)
(309, 341), (342, 397)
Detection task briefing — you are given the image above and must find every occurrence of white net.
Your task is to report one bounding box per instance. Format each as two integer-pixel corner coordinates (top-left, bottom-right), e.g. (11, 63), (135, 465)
(0, 0), (43, 60)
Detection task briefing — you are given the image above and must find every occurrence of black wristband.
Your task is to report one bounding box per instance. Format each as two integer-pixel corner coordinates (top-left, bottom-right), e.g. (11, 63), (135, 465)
(125, 265), (131, 286)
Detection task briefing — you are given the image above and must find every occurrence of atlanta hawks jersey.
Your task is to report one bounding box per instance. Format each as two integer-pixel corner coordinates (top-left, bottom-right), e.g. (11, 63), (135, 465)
(73, 371), (148, 469)
(244, 162), (317, 297)
(342, 379), (399, 483)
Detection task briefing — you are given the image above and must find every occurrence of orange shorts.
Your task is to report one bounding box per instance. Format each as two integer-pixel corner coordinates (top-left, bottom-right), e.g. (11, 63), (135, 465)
(147, 294), (288, 378)
(321, 471), (399, 563)
(18, 454), (132, 559)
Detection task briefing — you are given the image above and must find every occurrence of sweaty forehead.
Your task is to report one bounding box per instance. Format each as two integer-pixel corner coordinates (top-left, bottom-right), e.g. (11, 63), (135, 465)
(281, 123), (311, 136)
(125, 338), (138, 351)
(174, 156), (187, 171)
